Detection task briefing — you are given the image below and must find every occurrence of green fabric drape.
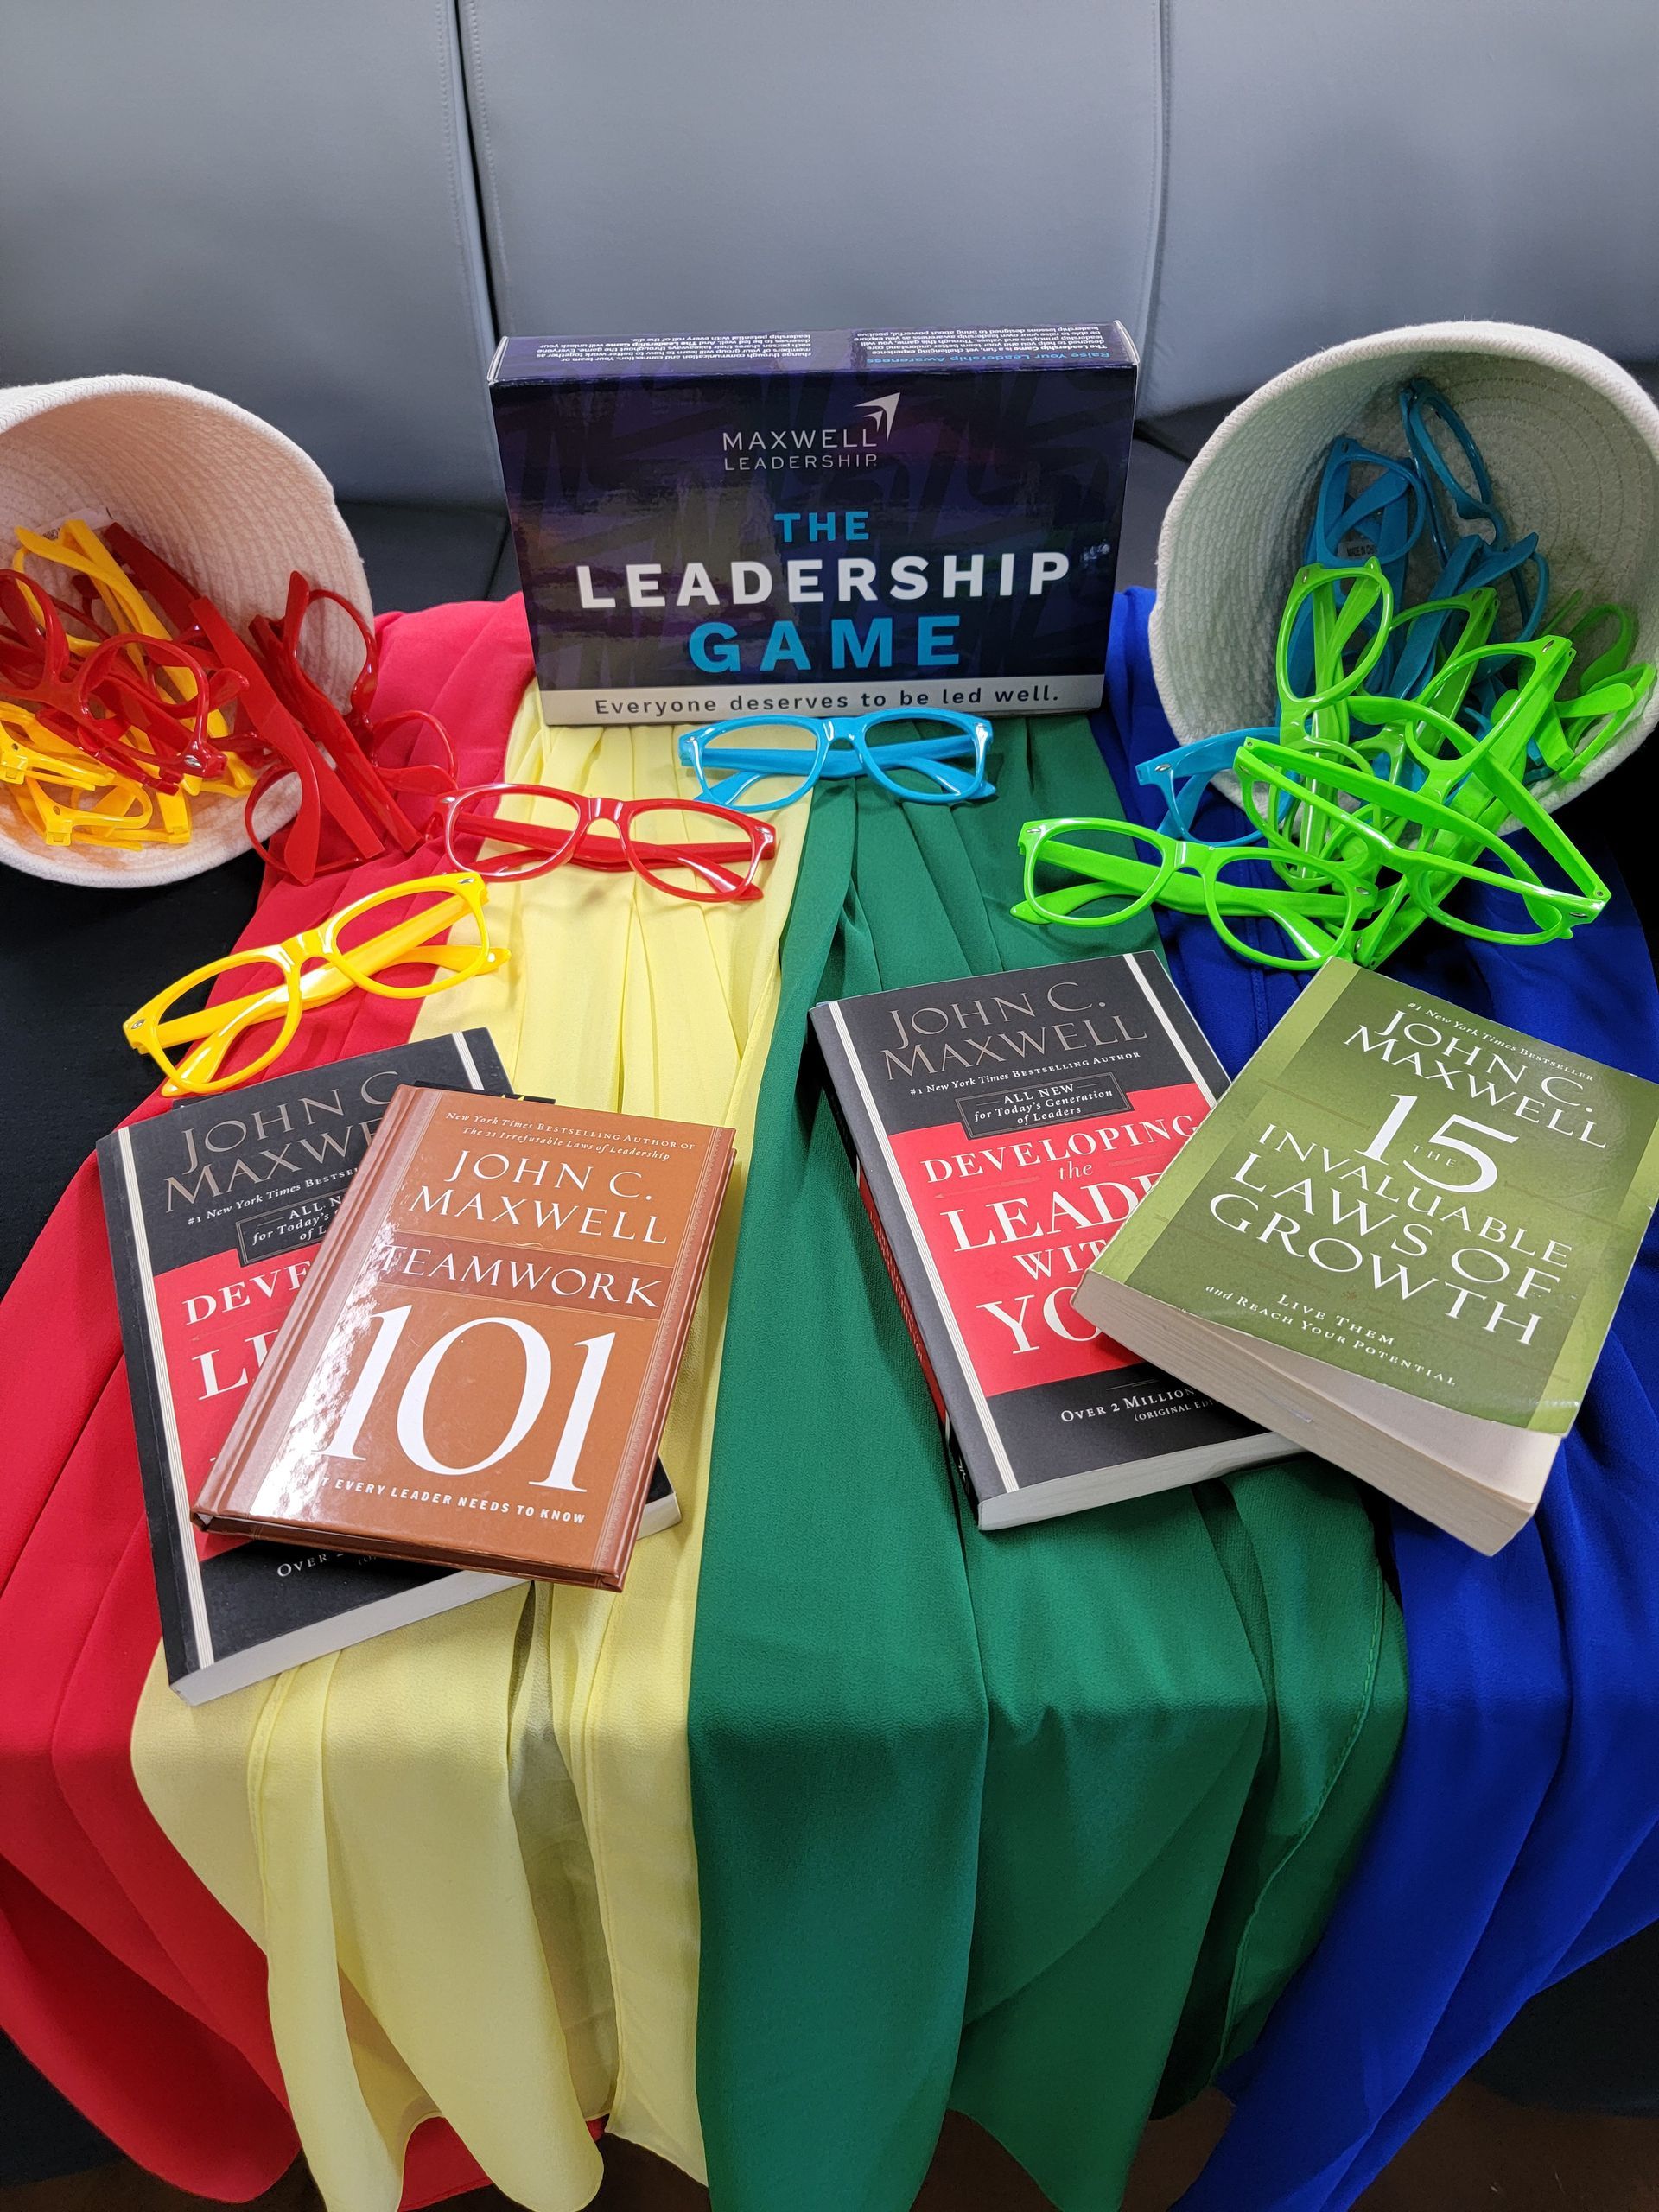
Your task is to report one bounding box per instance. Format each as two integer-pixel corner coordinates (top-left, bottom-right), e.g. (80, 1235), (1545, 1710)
(688, 717), (1406, 2212)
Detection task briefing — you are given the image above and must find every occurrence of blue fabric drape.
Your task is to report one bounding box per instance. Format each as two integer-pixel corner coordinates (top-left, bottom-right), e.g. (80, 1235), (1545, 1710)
(1097, 588), (1659, 2212)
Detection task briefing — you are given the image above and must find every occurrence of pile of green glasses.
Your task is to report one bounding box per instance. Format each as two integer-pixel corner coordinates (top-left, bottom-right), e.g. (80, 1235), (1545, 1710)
(1014, 382), (1655, 971)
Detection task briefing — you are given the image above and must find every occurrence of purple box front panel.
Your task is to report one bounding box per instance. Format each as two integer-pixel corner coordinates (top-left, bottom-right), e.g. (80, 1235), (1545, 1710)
(491, 326), (1136, 725)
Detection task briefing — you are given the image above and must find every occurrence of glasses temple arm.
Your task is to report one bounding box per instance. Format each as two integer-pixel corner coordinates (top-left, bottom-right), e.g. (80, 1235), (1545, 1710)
(687, 742), (831, 772)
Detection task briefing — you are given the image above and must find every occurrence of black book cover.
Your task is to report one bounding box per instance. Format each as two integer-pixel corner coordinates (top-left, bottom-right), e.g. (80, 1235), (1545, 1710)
(810, 954), (1271, 1524)
(101, 1031), (588, 1701)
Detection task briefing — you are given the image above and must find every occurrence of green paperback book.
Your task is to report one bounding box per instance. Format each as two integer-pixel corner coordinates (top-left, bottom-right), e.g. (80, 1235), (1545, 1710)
(1071, 960), (1659, 1552)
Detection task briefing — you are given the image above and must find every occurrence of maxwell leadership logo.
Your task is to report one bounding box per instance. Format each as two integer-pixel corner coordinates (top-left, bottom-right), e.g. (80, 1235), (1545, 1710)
(855, 391), (901, 436)
(721, 390), (903, 473)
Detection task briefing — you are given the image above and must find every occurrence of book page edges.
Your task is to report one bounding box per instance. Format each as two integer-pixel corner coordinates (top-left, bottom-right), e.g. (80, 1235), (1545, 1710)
(586, 1124), (734, 1583)
(1073, 1270), (1555, 1552)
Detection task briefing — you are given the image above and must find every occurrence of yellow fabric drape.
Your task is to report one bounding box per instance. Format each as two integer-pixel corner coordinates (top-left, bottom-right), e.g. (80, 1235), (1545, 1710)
(131, 702), (809, 2211)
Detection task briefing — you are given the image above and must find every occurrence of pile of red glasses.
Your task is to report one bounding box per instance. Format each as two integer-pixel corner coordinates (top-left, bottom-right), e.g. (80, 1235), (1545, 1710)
(0, 518), (454, 882)
(0, 518), (779, 906)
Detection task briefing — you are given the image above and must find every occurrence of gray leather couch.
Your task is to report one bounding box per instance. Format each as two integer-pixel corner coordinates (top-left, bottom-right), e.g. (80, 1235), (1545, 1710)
(3, 0), (1658, 2183)
(5, 1), (1656, 609)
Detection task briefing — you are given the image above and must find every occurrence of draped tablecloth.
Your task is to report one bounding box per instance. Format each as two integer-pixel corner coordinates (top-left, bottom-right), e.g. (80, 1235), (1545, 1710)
(686, 679), (1402, 2212)
(1099, 588), (1659, 2212)
(0, 600), (536, 2207)
(0, 588), (1432, 2212)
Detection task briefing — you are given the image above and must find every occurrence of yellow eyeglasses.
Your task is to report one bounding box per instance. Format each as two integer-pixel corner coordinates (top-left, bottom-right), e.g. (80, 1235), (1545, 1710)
(123, 871), (507, 1096)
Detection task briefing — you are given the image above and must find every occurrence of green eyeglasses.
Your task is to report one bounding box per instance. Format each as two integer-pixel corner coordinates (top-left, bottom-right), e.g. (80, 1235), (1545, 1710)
(1014, 818), (1369, 971)
(1232, 738), (1609, 961)
(1275, 560), (1395, 757)
(1046, 383), (1653, 978)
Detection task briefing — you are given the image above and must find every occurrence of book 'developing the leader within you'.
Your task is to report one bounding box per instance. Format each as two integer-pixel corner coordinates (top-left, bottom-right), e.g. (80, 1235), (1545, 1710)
(812, 952), (1288, 1528)
(1074, 961), (1659, 1552)
(194, 1088), (731, 1591)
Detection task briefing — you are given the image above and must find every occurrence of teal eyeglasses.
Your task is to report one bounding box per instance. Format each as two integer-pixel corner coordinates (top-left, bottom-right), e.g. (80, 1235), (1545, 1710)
(677, 709), (995, 811)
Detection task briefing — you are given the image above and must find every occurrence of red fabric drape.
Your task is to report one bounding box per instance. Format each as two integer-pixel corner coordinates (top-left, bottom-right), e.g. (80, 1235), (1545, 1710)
(0, 597), (535, 2202)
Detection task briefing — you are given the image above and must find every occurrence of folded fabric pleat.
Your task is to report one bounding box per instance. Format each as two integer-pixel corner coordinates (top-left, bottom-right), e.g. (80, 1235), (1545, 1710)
(689, 714), (1406, 2212)
(132, 690), (809, 2209)
(1085, 594), (1659, 2212)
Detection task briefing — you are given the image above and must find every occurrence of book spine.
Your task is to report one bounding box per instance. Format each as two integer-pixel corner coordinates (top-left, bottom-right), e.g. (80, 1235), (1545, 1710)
(809, 1004), (1009, 1510)
(855, 1164), (949, 1427)
(194, 1085), (439, 1521)
(98, 1130), (202, 1684)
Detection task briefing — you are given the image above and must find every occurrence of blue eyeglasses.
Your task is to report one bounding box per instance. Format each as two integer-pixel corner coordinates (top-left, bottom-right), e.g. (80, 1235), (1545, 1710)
(1401, 378), (1549, 646)
(1281, 383), (1549, 715)
(1308, 436), (1427, 598)
(677, 709), (995, 812)
(1137, 728), (1274, 844)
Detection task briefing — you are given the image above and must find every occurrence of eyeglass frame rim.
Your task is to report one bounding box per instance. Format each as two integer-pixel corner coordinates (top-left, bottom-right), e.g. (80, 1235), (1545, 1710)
(678, 709), (995, 811)
(123, 870), (500, 1094)
(432, 779), (778, 899)
(1014, 815), (1367, 966)
(1232, 738), (1608, 931)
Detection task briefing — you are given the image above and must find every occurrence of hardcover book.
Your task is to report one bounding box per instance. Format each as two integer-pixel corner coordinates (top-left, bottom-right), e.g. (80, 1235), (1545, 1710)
(810, 953), (1287, 1529)
(100, 1033), (678, 1704)
(1074, 961), (1659, 1552)
(194, 1090), (732, 1589)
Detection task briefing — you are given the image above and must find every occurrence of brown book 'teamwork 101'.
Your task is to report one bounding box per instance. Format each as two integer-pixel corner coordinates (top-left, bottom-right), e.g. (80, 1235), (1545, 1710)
(194, 1087), (734, 1590)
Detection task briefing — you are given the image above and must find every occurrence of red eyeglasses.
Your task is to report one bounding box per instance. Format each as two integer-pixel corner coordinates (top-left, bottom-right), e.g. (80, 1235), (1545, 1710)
(432, 782), (777, 902)
(0, 574), (238, 791)
(104, 528), (457, 884)
(3, 524), (781, 906)
(249, 575), (458, 841)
